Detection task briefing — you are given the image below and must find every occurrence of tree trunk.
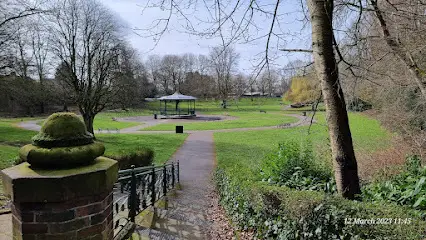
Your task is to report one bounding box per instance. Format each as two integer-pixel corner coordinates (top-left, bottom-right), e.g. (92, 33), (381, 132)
(307, 0), (361, 199)
(83, 113), (95, 137)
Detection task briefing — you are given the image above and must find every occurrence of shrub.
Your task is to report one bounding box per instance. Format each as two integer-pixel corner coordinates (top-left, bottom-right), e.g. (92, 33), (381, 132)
(215, 169), (426, 239)
(215, 142), (426, 239)
(347, 98), (372, 112)
(363, 155), (426, 212)
(107, 148), (154, 170)
(260, 141), (335, 193)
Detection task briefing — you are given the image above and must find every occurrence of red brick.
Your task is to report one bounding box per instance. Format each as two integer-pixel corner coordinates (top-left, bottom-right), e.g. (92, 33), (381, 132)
(22, 223), (48, 234)
(77, 223), (104, 238)
(35, 232), (78, 240)
(75, 203), (103, 217)
(35, 210), (75, 222)
(48, 217), (89, 233)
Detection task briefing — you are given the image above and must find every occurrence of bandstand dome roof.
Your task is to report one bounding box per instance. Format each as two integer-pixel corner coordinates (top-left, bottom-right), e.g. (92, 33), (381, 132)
(157, 91), (197, 101)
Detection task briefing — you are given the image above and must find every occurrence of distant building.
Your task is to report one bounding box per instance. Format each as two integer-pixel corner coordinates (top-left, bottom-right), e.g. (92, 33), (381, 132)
(242, 92), (268, 97)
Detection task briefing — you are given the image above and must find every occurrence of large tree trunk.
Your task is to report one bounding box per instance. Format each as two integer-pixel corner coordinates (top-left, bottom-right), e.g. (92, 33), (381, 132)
(83, 113), (95, 137)
(307, 0), (361, 199)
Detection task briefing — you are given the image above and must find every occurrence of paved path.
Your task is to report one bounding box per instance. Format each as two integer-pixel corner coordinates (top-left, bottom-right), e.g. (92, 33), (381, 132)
(134, 132), (216, 239)
(17, 113), (314, 134)
(0, 214), (12, 240)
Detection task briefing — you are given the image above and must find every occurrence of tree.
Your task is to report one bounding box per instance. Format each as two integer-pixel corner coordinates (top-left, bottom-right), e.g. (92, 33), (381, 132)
(209, 45), (239, 108)
(0, 0), (45, 72)
(307, 0), (361, 198)
(49, 0), (122, 135)
(284, 75), (320, 103)
(258, 69), (279, 97)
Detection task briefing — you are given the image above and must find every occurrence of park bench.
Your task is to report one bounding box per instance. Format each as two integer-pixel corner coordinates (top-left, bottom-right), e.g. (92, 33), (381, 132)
(277, 123), (291, 128)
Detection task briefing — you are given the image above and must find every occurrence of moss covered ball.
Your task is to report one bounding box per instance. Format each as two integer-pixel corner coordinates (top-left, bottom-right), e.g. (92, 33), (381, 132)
(32, 112), (94, 148)
(19, 112), (105, 169)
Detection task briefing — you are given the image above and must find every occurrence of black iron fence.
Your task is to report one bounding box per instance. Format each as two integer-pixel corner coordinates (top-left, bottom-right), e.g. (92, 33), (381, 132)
(112, 162), (179, 239)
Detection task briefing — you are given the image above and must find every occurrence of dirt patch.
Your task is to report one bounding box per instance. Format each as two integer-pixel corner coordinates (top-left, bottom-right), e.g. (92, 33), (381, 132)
(356, 136), (411, 180)
(206, 189), (255, 240)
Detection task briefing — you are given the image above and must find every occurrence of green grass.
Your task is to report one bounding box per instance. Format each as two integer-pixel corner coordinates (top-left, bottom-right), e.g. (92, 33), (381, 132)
(36, 112), (145, 130)
(142, 112), (298, 131)
(98, 134), (187, 165)
(0, 145), (19, 169)
(214, 112), (392, 177)
(0, 120), (37, 145)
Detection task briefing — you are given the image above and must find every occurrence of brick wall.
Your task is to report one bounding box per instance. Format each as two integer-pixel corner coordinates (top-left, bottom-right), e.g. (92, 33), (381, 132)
(11, 192), (113, 240)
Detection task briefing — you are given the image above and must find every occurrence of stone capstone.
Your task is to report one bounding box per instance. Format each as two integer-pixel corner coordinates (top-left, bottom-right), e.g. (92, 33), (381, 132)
(1, 157), (118, 203)
(19, 112), (104, 169)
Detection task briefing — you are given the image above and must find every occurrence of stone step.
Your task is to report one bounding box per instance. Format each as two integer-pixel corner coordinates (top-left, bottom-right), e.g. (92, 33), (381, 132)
(159, 200), (207, 213)
(153, 214), (206, 240)
(133, 226), (179, 240)
(155, 208), (212, 228)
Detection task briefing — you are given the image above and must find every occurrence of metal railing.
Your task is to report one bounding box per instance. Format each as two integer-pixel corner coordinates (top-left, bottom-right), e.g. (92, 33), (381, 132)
(112, 162), (179, 239)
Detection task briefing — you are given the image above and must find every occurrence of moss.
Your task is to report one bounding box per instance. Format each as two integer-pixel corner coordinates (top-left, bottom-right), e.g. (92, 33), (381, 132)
(135, 207), (155, 229)
(32, 112), (93, 148)
(19, 142), (105, 169)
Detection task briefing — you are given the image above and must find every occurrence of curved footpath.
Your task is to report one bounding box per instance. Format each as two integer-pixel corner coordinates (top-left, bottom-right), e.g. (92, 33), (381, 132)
(16, 113), (314, 134)
(8, 113), (315, 239)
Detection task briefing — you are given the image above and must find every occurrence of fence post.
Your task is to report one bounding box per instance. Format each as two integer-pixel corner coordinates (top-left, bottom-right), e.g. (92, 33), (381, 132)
(171, 164), (175, 188)
(162, 165), (167, 197)
(163, 165), (168, 209)
(129, 165), (137, 222)
(177, 160), (180, 183)
(151, 167), (156, 205)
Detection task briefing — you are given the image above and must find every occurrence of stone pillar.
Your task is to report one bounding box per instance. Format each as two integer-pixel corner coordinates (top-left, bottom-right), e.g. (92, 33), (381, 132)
(1, 113), (118, 240)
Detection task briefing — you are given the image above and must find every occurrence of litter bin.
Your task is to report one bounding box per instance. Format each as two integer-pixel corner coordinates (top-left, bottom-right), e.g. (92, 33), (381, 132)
(302, 111), (306, 116)
(154, 113), (157, 119)
(176, 126), (183, 133)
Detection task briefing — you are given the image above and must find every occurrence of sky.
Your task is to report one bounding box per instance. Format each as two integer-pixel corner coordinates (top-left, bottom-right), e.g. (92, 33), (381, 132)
(102, 0), (312, 73)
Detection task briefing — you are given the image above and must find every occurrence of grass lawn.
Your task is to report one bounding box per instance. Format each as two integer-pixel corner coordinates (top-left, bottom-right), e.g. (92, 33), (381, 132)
(142, 112), (298, 131)
(214, 112), (392, 179)
(99, 134), (188, 165)
(36, 112), (145, 130)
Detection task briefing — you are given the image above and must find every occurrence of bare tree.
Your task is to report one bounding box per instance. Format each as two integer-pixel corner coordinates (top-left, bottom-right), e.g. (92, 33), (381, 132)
(0, 0), (45, 72)
(49, 0), (123, 135)
(307, 0), (360, 198)
(30, 19), (50, 113)
(209, 45), (239, 108)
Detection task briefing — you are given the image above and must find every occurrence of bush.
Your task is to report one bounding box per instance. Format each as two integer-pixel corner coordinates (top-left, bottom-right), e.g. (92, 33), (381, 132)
(215, 169), (426, 239)
(347, 98), (372, 112)
(363, 155), (426, 212)
(261, 141), (335, 193)
(107, 148), (154, 170)
(215, 142), (426, 239)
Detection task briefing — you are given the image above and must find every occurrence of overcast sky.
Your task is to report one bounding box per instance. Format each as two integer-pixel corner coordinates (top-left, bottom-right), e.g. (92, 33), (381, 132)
(102, 0), (312, 73)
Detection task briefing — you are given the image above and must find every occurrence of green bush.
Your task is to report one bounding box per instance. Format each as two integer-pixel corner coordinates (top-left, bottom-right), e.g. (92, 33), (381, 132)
(261, 141), (335, 193)
(363, 155), (426, 212)
(215, 142), (426, 239)
(107, 148), (154, 170)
